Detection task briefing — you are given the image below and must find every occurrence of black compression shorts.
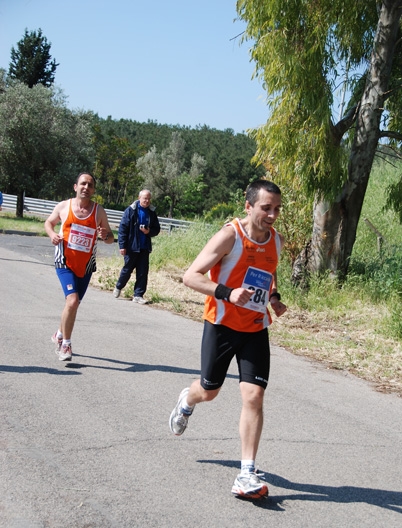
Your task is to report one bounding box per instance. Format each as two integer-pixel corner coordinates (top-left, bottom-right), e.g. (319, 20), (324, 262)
(200, 320), (270, 390)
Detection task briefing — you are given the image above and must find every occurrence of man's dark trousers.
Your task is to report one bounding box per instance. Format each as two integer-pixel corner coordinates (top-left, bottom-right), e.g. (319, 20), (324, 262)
(116, 249), (149, 297)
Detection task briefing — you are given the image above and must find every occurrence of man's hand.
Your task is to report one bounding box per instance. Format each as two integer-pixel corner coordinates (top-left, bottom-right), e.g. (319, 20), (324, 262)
(97, 226), (109, 240)
(270, 298), (287, 317)
(229, 288), (255, 306)
(50, 233), (63, 246)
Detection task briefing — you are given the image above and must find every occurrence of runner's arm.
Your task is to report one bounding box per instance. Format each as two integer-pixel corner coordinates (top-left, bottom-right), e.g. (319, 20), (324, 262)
(97, 206), (114, 244)
(269, 232), (287, 317)
(44, 202), (65, 246)
(183, 225), (254, 306)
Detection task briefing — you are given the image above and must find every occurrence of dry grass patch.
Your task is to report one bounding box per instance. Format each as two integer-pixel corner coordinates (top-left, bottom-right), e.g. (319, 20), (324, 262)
(270, 305), (402, 396)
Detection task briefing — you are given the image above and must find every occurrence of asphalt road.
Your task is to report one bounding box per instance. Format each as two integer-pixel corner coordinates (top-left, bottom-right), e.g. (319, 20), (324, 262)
(1, 234), (401, 527)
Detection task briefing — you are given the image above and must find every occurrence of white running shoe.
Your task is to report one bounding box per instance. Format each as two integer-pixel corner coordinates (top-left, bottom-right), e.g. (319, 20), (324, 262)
(133, 296), (147, 304)
(169, 387), (194, 435)
(231, 471), (269, 500)
(58, 344), (72, 362)
(51, 332), (62, 353)
(113, 288), (121, 298)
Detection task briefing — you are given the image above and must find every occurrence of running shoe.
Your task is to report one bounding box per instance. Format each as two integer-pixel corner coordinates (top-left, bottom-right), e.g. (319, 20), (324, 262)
(113, 287), (121, 298)
(133, 296), (147, 304)
(169, 387), (194, 435)
(51, 332), (62, 353)
(58, 344), (72, 362)
(231, 471), (269, 500)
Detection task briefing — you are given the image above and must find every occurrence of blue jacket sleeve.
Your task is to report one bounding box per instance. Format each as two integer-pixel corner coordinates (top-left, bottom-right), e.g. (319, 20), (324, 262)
(149, 210), (161, 237)
(118, 207), (132, 249)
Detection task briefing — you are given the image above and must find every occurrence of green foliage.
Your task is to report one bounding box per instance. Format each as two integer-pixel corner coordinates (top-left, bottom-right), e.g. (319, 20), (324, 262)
(8, 28), (58, 88)
(236, 0), (378, 198)
(203, 189), (246, 223)
(92, 123), (144, 208)
(0, 81), (95, 203)
(137, 132), (207, 218)
(204, 202), (238, 223)
(174, 175), (208, 218)
(384, 304), (402, 340)
(150, 222), (220, 271)
(236, 1), (402, 280)
(262, 158), (402, 341)
(96, 118), (265, 213)
(0, 212), (47, 235)
(351, 159), (402, 265)
(274, 183), (313, 265)
(381, 153), (402, 223)
(346, 160), (402, 339)
(0, 68), (6, 93)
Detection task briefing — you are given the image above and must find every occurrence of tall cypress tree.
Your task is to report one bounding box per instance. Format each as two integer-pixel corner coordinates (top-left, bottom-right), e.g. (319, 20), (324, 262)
(8, 28), (58, 88)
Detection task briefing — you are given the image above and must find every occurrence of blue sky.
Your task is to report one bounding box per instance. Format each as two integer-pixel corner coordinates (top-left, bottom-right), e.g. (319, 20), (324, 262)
(0, 0), (269, 133)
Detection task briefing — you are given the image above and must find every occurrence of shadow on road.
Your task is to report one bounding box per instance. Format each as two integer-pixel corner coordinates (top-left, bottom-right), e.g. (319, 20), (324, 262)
(198, 459), (402, 513)
(0, 356), (238, 379)
(66, 353), (238, 379)
(0, 365), (80, 375)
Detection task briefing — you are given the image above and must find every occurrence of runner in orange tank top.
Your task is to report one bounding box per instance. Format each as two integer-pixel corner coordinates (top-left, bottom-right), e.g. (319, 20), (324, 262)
(45, 173), (114, 361)
(59, 198), (98, 278)
(203, 217), (282, 331)
(169, 180), (287, 500)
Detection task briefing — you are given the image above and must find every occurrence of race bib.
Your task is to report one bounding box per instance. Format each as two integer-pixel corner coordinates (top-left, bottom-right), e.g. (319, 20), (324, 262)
(67, 223), (96, 253)
(241, 266), (273, 313)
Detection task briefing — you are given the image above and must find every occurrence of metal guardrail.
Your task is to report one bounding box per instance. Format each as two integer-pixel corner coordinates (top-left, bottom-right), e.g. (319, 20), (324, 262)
(1, 194), (193, 233)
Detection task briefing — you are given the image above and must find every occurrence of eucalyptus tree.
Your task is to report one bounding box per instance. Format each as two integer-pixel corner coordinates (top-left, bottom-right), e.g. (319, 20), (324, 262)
(8, 28), (58, 88)
(237, 0), (402, 282)
(0, 82), (94, 216)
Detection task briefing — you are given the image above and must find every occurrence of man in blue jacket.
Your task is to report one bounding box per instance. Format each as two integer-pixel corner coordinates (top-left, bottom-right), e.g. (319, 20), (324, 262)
(113, 189), (161, 303)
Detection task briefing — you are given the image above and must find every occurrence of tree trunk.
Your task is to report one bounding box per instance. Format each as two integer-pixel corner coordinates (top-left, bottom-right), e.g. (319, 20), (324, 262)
(16, 189), (24, 218)
(292, 0), (402, 284)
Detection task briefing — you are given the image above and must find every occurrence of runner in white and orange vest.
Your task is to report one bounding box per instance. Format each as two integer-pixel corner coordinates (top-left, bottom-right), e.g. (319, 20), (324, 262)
(45, 172), (114, 361)
(169, 179), (287, 500)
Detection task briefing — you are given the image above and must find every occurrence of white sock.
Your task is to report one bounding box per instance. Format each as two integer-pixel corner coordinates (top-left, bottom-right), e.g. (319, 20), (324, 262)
(181, 396), (194, 414)
(62, 339), (71, 347)
(241, 460), (255, 474)
(56, 330), (63, 339)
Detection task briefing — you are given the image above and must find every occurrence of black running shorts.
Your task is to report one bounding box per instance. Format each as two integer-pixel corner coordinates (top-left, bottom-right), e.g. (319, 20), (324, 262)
(200, 320), (270, 390)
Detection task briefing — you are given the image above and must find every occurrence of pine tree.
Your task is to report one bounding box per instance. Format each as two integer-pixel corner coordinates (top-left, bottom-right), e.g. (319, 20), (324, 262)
(8, 28), (58, 88)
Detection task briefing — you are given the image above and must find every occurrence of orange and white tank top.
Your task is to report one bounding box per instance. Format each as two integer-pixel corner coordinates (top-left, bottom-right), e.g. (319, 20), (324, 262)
(54, 199), (98, 277)
(203, 218), (282, 332)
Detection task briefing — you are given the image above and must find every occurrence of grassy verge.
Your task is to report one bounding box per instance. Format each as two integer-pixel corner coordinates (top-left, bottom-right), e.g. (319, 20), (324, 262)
(0, 212), (48, 235)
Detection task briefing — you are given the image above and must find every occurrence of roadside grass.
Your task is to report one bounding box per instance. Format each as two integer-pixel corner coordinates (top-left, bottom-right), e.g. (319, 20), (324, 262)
(0, 212), (48, 235)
